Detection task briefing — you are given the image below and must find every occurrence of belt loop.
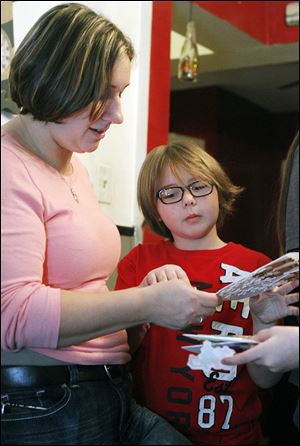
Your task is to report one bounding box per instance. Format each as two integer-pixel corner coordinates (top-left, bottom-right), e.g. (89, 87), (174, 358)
(67, 365), (79, 386)
(104, 365), (123, 385)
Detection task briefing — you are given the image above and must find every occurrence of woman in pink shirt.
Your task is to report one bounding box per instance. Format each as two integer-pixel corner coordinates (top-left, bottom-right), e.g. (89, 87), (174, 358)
(1, 3), (220, 445)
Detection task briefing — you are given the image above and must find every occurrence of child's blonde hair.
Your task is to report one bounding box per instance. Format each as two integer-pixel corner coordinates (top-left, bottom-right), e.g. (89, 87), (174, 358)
(137, 141), (244, 241)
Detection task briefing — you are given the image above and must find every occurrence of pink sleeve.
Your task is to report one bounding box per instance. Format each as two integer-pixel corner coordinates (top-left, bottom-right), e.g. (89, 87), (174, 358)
(1, 150), (61, 351)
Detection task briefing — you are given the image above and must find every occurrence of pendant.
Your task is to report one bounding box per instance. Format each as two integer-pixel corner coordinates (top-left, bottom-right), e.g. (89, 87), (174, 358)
(70, 187), (79, 203)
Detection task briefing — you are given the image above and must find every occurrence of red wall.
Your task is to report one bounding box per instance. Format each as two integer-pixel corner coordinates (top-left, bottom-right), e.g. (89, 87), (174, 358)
(144, 1), (173, 244)
(195, 1), (299, 44)
(147, 1), (172, 153)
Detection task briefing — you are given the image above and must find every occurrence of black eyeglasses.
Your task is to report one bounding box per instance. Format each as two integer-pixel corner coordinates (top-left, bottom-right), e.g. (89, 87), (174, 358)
(156, 181), (213, 204)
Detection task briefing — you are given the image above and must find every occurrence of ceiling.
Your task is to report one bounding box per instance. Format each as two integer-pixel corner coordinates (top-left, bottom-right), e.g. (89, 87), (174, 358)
(171, 1), (299, 114)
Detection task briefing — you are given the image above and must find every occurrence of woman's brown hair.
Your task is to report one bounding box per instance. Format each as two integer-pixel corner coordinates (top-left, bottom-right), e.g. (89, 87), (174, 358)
(9, 2), (134, 122)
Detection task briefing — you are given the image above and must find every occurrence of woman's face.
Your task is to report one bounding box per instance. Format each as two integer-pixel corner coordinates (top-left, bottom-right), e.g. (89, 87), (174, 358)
(156, 165), (220, 248)
(47, 54), (131, 153)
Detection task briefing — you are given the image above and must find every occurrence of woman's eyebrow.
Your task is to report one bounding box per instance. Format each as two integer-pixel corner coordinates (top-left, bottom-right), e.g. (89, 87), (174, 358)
(110, 83), (130, 90)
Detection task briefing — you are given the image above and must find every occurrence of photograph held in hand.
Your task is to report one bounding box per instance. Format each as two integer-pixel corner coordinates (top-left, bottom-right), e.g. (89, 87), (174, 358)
(217, 252), (299, 301)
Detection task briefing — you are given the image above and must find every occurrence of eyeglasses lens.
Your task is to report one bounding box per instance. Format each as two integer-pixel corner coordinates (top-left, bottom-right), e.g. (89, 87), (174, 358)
(159, 182), (212, 204)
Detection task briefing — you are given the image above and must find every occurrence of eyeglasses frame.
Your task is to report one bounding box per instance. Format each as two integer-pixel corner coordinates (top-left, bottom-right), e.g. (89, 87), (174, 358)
(156, 181), (213, 205)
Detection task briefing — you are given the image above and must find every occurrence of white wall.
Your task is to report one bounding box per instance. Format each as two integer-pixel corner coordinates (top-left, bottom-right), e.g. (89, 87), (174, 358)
(11, 1), (152, 231)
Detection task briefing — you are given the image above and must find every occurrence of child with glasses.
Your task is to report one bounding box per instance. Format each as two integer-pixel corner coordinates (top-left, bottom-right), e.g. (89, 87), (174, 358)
(115, 141), (299, 445)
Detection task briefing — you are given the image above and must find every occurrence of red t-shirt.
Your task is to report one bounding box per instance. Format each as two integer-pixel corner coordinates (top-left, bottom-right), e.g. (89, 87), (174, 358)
(115, 241), (271, 445)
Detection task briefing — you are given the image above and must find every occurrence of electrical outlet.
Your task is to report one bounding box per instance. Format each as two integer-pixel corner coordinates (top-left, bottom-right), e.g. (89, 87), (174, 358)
(96, 164), (112, 204)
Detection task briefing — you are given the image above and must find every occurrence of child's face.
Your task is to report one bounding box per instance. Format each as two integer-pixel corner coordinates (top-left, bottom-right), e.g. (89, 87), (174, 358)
(156, 165), (220, 247)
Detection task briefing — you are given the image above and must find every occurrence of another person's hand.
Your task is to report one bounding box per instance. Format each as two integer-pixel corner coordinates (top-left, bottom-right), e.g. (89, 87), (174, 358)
(127, 322), (150, 355)
(139, 264), (190, 286)
(222, 326), (299, 373)
(250, 280), (299, 324)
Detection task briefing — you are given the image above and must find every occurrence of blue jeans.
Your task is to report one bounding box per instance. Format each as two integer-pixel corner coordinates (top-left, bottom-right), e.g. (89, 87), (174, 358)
(1, 373), (192, 445)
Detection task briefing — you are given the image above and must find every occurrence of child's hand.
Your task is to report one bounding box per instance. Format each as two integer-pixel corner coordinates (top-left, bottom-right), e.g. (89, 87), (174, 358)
(139, 264), (190, 287)
(250, 280), (299, 324)
(127, 322), (150, 355)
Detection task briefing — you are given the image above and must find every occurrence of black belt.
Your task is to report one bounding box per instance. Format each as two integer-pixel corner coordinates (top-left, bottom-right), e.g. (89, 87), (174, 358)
(1, 364), (128, 388)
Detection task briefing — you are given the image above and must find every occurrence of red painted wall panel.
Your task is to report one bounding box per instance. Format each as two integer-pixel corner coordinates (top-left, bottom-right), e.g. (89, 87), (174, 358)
(267, 1), (299, 43)
(144, 1), (173, 243)
(195, 1), (298, 44)
(147, 1), (172, 153)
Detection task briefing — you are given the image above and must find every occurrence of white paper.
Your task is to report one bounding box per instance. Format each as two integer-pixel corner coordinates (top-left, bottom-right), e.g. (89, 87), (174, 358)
(182, 333), (258, 353)
(182, 333), (257, 343)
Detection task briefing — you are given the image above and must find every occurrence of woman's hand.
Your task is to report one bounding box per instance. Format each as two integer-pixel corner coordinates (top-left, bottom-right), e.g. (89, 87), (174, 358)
(250, 280), (299, 324)
(139, 265), (220, 329)
(144, 279), (221, 330)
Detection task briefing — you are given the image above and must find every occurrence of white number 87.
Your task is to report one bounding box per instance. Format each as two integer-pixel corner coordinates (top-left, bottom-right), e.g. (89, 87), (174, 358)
(198, 395), (233, 429)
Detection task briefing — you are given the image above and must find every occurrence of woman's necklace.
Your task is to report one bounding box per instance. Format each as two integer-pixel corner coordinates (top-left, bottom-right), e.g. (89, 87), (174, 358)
(17, 115), (79, 203)
(60, 167), (79, 203)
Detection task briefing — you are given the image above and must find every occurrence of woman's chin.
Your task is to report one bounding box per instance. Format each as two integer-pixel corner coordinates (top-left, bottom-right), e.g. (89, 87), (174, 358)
(75, 142), (101, 154)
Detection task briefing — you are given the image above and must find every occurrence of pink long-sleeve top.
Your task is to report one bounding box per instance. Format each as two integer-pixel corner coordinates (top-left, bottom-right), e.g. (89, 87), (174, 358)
(1, 130), (130, 365)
